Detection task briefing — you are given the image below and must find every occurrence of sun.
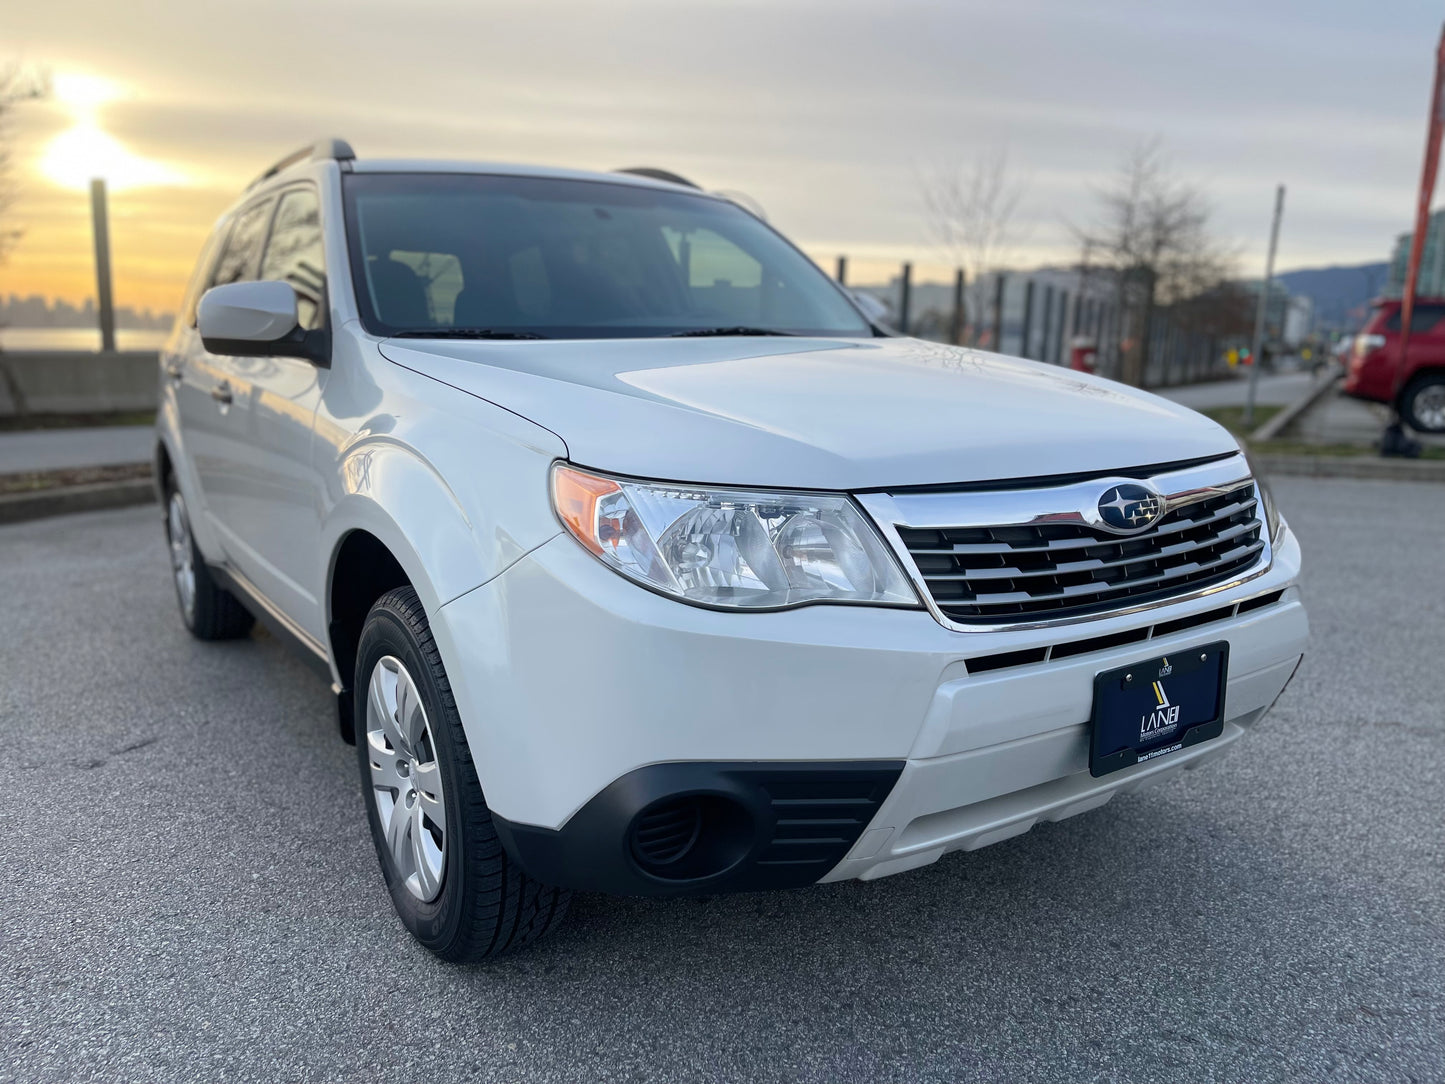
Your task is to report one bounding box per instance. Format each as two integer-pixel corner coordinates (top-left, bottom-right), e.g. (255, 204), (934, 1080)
(38, 70), (186, 193)
(40, 125), (183, 192)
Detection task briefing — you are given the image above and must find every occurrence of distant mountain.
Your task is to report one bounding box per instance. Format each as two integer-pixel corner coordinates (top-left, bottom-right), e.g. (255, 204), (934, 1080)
(1275, 262), (1388, 332)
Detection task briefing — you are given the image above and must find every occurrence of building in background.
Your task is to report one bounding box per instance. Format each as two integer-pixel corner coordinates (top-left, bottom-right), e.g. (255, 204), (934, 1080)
(1240, 279), (1292, 343)
(1284, 295), (1315, 346)
(1387, 208), (1445, 297)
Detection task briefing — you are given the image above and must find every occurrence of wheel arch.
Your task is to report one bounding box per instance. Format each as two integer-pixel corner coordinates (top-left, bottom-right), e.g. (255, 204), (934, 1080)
(1398, 365), (1445, 394)
(154, 438), (174, 494)
(321, 444), (486, 742)
(327, 527), (413, 737)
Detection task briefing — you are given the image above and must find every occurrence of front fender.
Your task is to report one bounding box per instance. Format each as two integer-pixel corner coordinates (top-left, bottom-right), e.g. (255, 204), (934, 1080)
(321, 432), (565, 622)
(323, 440), (485, 620)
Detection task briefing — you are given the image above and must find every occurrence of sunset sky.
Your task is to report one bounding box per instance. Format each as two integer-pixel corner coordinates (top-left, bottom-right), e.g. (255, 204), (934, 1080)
(2, 0), (1440, 318)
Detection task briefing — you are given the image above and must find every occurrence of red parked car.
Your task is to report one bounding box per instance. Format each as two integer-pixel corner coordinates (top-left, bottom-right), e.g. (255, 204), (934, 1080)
(1342, 298), (1445, 432)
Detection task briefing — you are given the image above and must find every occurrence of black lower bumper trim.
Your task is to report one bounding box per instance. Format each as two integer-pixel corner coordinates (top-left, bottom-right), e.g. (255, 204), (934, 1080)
(492, 761), (904, 897)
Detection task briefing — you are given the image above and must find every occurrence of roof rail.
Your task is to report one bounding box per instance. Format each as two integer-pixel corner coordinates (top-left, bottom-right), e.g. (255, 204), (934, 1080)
(615, 167), (700, 189)
(247, 138), (356, 190)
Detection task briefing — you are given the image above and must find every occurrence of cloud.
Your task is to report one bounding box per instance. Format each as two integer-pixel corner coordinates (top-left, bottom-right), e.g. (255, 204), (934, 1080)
(2, 0), (1438, 307)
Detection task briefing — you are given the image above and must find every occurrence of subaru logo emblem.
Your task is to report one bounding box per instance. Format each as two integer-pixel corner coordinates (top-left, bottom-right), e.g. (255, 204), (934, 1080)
(1097, 483), (1164, 533)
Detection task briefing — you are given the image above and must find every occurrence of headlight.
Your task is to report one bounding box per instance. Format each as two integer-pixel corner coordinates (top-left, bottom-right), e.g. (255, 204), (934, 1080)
(551, 464), (918, 610)
(1241, 447), (1283, 543)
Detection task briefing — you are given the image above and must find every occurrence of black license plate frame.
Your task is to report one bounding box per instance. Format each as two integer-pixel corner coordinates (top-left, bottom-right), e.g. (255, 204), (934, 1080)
(1089, 641), (1229, 778)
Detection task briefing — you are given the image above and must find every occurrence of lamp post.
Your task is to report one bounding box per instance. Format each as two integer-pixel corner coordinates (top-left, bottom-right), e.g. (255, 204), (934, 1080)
(90, 177), (116, 353)
(1243, 184), (1286, 428)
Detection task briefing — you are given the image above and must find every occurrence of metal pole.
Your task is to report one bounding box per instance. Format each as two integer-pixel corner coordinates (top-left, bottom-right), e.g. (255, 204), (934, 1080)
(1244, 184), (1286, 427)
(1046, 289), (1057, 365)
(90, 178), (116, 353)
(951, 268), (966, 346)
(1105, 304), (1118, 376)
(992, 274), (1006, 350)
(1396, 23), (1445, 395)
(1020, 280), (1035, 358)
(835, 255), (847, 285)
(1057, 290), (1072, 363)
(898, 262), (912, 334)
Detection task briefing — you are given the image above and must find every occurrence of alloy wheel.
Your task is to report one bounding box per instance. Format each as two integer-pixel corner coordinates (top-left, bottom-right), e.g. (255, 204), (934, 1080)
(1410, 382), (1445, 432)
(167, 492), (196, 624)
(365, 655), (447, 902)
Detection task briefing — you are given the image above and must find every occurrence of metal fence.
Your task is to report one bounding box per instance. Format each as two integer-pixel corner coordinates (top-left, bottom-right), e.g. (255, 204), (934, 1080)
(837, 261), (1234, 389)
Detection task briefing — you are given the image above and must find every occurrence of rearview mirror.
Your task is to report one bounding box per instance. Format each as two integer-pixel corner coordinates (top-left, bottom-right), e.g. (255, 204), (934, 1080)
(198, 281), (329, 366)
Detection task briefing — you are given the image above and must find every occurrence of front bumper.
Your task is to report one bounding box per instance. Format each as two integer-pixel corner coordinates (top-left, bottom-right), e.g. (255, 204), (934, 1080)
(431, 524), (1306, 895)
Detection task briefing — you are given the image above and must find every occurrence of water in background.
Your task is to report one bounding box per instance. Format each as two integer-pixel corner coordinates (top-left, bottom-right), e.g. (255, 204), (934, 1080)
(0, 328), (170, 352)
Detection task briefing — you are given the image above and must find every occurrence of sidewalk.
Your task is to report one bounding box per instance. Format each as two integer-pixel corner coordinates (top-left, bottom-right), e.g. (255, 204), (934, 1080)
(0, 425), (153, 473)
(1155, 371), (1317, 412)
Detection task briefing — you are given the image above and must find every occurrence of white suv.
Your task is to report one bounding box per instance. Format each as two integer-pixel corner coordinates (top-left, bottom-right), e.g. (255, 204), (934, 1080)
(156, 140), (1308, 960)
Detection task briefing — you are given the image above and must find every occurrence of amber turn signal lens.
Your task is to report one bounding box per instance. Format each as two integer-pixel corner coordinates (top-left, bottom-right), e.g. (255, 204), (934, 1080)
(551, 465), (622, 556)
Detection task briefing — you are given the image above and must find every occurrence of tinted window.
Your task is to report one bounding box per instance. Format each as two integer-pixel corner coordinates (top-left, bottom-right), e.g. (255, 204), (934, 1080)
(260, 188), (326, 330)
(385, 250), (464, 324)
(210, 198), (275, 288)
(1384, 304), (1445, 334)
(342, 173), (870, 339)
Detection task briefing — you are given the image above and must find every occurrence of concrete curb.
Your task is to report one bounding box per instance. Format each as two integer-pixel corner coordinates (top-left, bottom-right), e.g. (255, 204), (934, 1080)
(1255, 453), (1445, 483)
(0, 479), (156, 525)
(1251, 372), (1343, 442)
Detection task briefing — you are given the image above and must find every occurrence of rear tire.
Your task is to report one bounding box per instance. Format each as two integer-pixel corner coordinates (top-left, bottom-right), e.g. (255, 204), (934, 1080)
(355, 586), (569, 961)
(1400, 372), (1445, 434)
(163, 483), (254, 641)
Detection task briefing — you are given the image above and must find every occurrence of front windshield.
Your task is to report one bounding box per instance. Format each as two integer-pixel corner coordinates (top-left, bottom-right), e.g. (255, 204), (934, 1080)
(341, 172), (873, 339)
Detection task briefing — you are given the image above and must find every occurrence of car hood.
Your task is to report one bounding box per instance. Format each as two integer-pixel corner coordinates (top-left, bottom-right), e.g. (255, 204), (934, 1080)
(378, 336), (1238, 490)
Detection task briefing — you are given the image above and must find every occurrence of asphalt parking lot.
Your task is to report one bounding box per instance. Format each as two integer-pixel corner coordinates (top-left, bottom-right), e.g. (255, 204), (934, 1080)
(2, 476), (1442, 1084)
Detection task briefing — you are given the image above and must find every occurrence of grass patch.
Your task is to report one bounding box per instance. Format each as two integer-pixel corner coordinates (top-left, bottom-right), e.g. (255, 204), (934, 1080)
(0, 462), (153, 496)
(1201, 404), (1283, 435)
(0, 410), (156, 432)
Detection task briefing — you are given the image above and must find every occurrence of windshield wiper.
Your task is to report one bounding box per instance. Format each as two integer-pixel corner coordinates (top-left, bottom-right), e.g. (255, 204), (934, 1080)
(389, 328), (550, 340)
(668, 326), (796, 337)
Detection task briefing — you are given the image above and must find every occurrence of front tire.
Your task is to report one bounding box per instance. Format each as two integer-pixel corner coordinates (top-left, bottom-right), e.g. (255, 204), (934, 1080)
(355, 586), (569, 961)
(1400, 372), (1445, 433)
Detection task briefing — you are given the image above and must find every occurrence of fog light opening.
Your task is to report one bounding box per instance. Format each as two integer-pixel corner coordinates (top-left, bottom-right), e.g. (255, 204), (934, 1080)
(628, 794), (753, 881)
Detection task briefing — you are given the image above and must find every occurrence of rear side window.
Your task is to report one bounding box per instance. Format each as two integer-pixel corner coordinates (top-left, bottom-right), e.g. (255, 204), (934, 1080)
(259, 188), (326, 330)
(1383, 304), (1445, 333)
(178, 225), (227, 329)
(210, 198), (276, 288)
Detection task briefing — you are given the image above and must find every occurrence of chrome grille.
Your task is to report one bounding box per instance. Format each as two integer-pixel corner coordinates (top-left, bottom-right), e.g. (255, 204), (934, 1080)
(894, 482), (1266, 625)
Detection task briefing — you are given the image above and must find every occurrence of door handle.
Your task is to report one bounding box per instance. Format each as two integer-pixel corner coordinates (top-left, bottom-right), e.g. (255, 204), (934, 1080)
(211, 381), (233, 405)
(164, 361), (184, 383)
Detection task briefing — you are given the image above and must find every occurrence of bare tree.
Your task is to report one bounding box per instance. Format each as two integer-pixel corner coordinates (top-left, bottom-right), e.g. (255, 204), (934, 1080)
(920, 148), (1028, 345)
(0, 63), (49, 416)
(0, 63), (47, 261)
(1077, 139), (1235, 386)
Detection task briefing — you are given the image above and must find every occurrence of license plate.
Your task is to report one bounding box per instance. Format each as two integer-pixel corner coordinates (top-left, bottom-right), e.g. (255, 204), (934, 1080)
(1089, 642), (1229, 778)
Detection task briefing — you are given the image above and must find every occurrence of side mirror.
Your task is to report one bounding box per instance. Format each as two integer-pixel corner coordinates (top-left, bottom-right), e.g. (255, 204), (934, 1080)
(198, 281), (329, 366)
